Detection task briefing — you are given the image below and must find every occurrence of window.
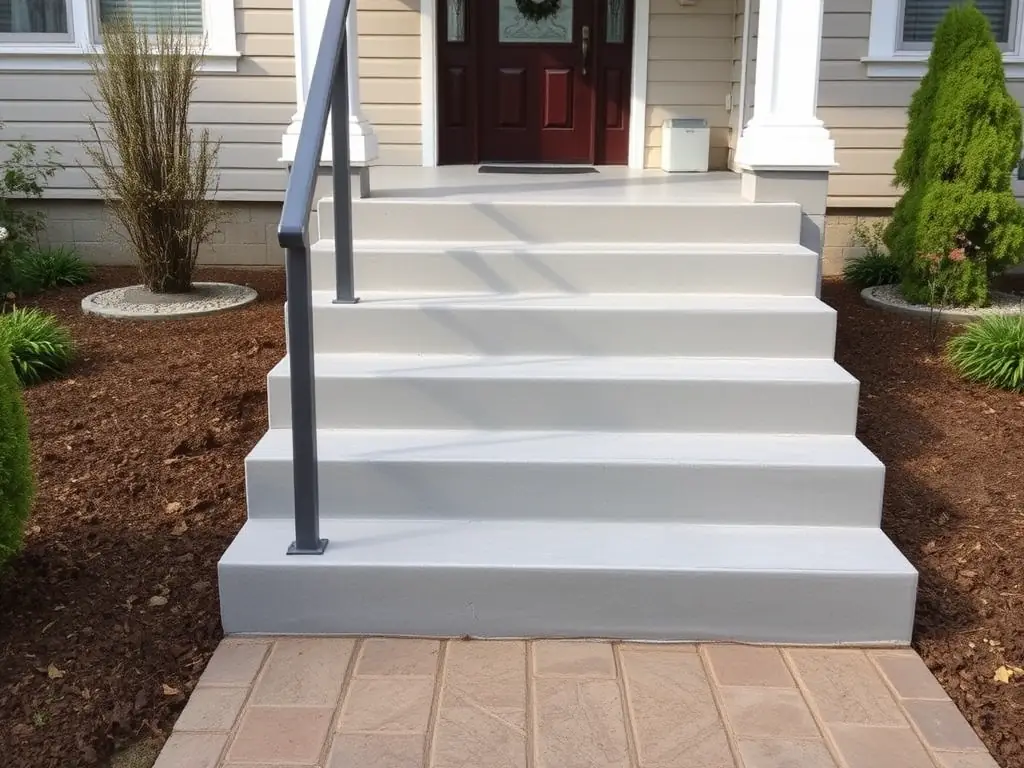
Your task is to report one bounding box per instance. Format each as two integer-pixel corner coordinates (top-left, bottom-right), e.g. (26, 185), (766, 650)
(901, 0), (1015, 48)
(0, 0), (72, 40)
(98, 0), (204, 34)
(866, 0), (1024, 77)
(0, 0), (238, 71)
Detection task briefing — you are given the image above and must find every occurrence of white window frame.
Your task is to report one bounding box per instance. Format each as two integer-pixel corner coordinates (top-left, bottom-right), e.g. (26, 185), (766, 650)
(0, 0), (239, 72)
(864, 0), (1024, 78)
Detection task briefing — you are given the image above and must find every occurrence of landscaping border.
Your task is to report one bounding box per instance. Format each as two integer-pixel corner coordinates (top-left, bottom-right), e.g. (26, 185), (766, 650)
(81, 282), (258, 320)
(861, 284), (1024, 324)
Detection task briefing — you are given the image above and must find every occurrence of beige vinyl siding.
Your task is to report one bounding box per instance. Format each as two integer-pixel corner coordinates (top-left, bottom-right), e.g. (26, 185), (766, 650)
(645, 0), (734, 169)
(357, 0), (422, 165)
(0, 0), (295, 200)
(818, 0), (1024, 207)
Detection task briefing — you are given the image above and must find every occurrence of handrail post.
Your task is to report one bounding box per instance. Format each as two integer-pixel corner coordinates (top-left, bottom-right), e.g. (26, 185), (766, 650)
(278, 0), (353, 557)
(331, 29), (357, 305)
(286, 240), (327, 555)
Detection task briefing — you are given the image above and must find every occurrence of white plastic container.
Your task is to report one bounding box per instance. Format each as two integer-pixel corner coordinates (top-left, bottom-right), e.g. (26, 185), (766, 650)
(660, 117), (710, 173)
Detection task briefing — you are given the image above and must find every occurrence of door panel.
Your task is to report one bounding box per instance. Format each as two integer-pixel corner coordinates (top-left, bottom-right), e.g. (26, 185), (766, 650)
(497, 68), (528, 127)
(543, 69), (574, 129)
(437, 0), (632, 165)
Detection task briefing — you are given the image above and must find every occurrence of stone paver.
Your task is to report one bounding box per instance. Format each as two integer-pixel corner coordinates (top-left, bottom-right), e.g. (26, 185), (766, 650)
(434, 641), (527, 768)
(159, 638), (1000, 768)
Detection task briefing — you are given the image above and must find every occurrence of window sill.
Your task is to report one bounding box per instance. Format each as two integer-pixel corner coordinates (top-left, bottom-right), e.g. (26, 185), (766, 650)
(0, 45), (241, 72)
(862, 54), (1024, 79)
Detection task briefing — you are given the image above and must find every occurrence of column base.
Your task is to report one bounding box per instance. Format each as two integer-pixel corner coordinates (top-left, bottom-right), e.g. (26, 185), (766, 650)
(734, 123), (836, 172)
(740, 168), (830, 297)
(280, 119), (380, 167)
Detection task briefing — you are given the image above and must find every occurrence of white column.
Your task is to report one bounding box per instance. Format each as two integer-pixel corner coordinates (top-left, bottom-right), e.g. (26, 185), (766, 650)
(344, 0), (378, 165)
(733, 0), (835, 170)
(281, 0), (378, 166)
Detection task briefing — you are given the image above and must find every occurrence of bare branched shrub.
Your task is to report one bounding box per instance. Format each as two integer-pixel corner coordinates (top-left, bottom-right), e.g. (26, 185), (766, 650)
(84, 16), (222, 293)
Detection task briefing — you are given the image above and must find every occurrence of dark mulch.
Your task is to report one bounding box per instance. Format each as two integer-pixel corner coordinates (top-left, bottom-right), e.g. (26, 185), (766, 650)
(0, 267), (285, 768)
(1, 270), (1023, 767)
(825, 278), (1024, 768)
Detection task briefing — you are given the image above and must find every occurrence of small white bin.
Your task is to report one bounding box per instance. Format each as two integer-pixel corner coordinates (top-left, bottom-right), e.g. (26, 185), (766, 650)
(660, 118), (710, 173)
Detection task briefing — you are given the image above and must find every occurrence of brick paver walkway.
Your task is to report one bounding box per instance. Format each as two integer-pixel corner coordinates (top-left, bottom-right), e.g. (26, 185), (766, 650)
(153, 638), (999, 768)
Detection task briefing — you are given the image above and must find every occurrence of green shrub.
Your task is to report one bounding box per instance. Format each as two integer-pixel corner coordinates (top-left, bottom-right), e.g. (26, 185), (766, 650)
(85, 17), (222, 293)
(842, 221), (902, 288)
(0, 343), (33, 570)
(0, 122), (63, 296)
(0, 308), (75, 385)
(884, 4), (1024, 307)
(15, 246), (92, 291)
(947, 314), (1024, 390)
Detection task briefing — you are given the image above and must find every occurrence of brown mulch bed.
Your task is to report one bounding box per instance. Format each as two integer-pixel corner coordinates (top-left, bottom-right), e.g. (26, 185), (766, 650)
(0, 267), (285, 768)
(826, 278), (1024, 768)
(1, 270), (1023, 767)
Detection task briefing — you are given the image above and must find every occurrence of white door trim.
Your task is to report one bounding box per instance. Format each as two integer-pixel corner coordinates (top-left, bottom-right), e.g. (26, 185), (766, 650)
(421, 0), (439, 167)
(420, 0), (648, 169)
(627, 0), (649, 169)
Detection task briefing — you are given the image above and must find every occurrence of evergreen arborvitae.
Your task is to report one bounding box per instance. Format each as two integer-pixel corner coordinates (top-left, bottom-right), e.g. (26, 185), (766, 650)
(0, 343), (33, 570)
(884, 3), (1024, 307)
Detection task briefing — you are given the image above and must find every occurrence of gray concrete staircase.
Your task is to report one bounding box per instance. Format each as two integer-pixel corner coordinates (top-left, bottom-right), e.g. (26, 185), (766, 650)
(219, 186), (917, 644)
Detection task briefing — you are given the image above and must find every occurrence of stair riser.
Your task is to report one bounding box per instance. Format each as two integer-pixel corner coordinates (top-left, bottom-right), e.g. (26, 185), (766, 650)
(219, 558), (916, 643)
(325, 199), (803, 244)
(267, 375), (859, 433)
(304, 305), (838, 357)
(310, 247), (819, 296)
(245, 457), (884, 526)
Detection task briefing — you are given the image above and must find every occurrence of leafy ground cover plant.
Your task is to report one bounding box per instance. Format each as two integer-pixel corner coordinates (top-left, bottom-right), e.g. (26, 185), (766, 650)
(14, 246), (92, 292)
(947, 314), (1024, 391)
(0, 308), (75, 385)
(842, 221), (902, 288)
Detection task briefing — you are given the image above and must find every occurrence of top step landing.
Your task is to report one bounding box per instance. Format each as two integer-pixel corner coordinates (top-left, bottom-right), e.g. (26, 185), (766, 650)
(319, 167), (803, 245)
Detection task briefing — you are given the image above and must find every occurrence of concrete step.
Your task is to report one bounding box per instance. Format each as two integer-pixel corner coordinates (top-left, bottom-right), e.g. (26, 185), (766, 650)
(218, 518), (917, 643)
(245, 429), (884, 526)
(324, 197), (803, 244)
(302, 291), (837, 357)
(310, 240), (819, 296)
(266, 354), (859, 433)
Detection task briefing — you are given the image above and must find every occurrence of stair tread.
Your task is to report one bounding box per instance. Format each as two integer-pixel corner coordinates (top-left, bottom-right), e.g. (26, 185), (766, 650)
(251, 428), (881, 467)
(226, 518), (914, 574)
(312, 291), (832, 311)
(271, 353), (852, 381)
(314, 239), (814, 255)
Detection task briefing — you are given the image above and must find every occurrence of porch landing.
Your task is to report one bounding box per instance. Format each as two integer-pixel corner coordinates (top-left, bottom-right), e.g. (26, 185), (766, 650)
(154, 637), (997, 768)
(365, 166), (744, 203)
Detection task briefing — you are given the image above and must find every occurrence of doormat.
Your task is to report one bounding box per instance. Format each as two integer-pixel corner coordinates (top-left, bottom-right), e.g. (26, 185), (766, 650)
(478, 164), (599, 175)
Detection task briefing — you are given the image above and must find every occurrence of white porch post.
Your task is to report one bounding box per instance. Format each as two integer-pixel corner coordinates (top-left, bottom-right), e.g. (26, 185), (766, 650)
(734, 0), (834, 274)
(281, 0), (379, 193)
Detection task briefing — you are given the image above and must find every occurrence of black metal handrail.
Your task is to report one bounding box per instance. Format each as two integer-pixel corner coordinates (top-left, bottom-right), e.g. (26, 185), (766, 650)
(278, 0), (356, 555)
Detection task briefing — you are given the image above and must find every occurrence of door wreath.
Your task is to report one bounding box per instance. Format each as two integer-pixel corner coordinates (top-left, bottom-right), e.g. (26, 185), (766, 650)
(515, 0), (562, 22)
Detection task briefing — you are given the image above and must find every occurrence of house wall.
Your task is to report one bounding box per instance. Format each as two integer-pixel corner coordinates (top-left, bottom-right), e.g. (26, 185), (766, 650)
(1, 0), (297, 265)
(0, 0), (296, 201)
(819, 0), (908, 208)
(357, 0), (422, 166)
(645, 0), (735, 170)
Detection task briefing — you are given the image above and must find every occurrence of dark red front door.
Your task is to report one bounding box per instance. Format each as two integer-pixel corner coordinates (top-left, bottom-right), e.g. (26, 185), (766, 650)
(479, 0), (594, 163)
(438, 0), (632, 165)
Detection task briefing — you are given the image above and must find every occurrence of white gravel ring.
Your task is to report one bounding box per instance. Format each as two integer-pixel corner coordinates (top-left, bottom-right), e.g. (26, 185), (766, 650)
(861, 284), (1024, 325)
(81, 282), (258, 320)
